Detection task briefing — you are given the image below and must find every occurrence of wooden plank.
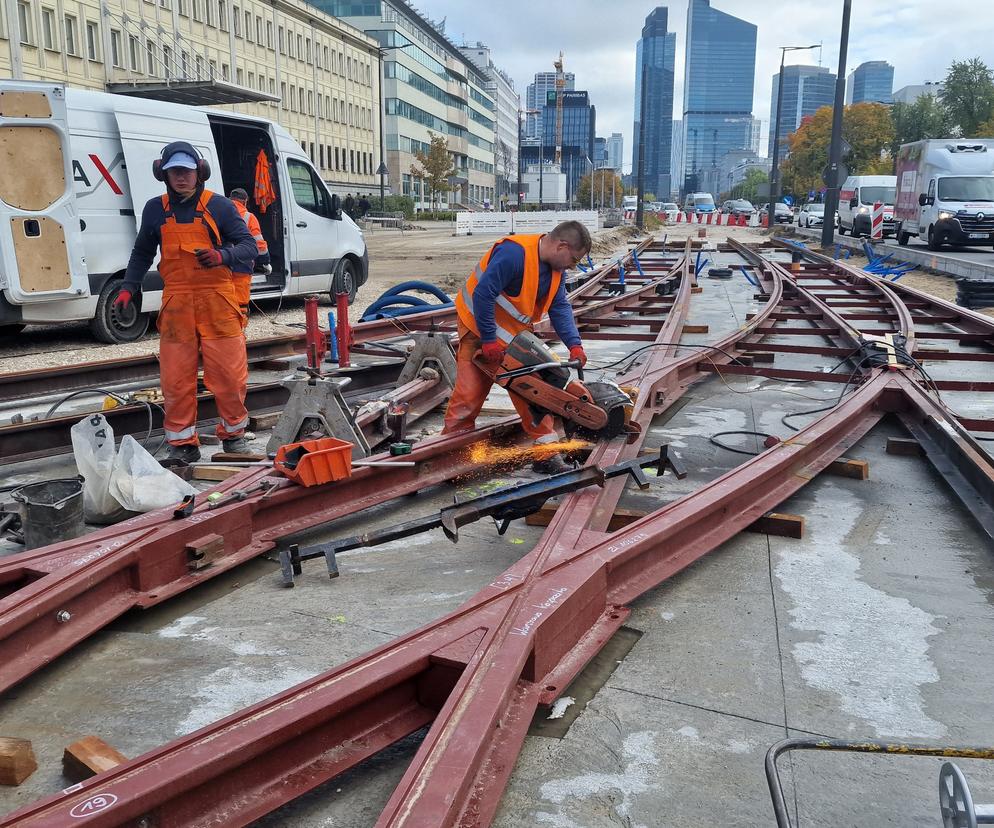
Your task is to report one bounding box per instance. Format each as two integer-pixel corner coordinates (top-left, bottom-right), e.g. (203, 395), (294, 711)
(11, 215), (71, 292)
(526, 504), (648, 532)
(746, 512), (805, 539)
(886, 437), (925, 457)
(748, 352), (776, 363)
(682, 324), (710, 334)
(0, 737), (36, 786)
(211, 452), (267, 463)
(248, 412), (283, 430)
(191, 465), (243, 481)
(826, 458), (869, 480)
(0, 127), (65, 210)
(62, 736), (127, 783)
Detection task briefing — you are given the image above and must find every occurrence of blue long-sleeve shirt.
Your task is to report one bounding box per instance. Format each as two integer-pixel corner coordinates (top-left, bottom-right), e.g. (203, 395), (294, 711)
(123, 188), (258, 291)
(473, 240), (582, 348)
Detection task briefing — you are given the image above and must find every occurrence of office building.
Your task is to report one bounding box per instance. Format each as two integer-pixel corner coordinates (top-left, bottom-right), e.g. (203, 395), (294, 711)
(768, 64), (836, 156)
(525, 69), (574, 140)
(893, 82), (945, 105)
(521, 88), (594, 203)
(607, 132), (624, 172)
(1, 0), (380, 193)
(681, 0), (757, 195)
(632, 7), (676, 200)
(717, 148), (770, 194)
(330, 1), (497, 209)
(846, 60), (894, 105)
(750, 117), (764, 156)
(460, 42), (519, 206)
(670, 119), (683, 197)
(594, 136), (609, 168)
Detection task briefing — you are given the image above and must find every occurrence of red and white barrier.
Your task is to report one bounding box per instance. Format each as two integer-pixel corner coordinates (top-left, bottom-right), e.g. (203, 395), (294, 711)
(871, 202), (883, 240)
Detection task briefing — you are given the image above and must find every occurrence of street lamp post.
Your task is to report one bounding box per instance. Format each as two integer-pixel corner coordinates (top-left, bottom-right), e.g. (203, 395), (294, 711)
(376, 42), (414, 212)
(768, 43), (820, 230)
(821, 0), (853, 247)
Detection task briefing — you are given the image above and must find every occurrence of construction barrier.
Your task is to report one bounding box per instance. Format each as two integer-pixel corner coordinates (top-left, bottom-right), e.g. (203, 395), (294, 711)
(871, 202), (884, 240)
(455, 210), (599, 236)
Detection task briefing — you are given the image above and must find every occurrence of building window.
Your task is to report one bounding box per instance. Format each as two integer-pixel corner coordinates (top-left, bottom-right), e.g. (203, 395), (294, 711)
(85, 20), (98, 60)
(255, 15), (262, 44)
(162, 44), (172, 77)
(244, 10), (251, 39)
(319, 145), (325, 169)
(266, 20), (272, 48)
(305, 37), (311, 63)
(349, 149), (354, 172)
(128, 34), (140, 70)
(192, 0), (201, 22)
(236, 67), (243, 85)
(146, 42), (156, 74)
(206, 0), (214, 26)
(289, 85), (296, 111)
(307, 91), (313, 114)
(209, 58), (217, 77)
(269, 77), (275, 95)
(323, 45), (328, 68)
(247, 71), (254, 89)
(177, 0), (185, 16)
(195, 55), (204, 78)
(280, 81), (286, 108)
(287, 29), (293, 58)
(110, 29), (122, 66)
(278, 25), (284, 53)
(41, 8), (55, 50)
(17, 1), (32, 45)
(296, 33), (302, 58)
(231, 4), (239, 36)
(64, 15), (78, 55)
(181, 50), (189, 76)
(334, 147), (339, 171)
(221, 62), (229, 80)
(218, 0), (227, 30)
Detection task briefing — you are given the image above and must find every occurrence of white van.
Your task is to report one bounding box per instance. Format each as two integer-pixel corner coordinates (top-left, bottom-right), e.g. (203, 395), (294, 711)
(0, 80), (368, 342)
(682, 193), (715, 214)
(837, 175), (897, 237)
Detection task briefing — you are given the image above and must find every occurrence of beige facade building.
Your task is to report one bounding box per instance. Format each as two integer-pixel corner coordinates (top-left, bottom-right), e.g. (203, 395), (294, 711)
(0, 0), (380, 193)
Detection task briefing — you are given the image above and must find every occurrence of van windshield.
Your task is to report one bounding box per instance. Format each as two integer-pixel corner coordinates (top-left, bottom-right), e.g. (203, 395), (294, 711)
(694, 195), (714, 206)
(938, 177), (994, 202)
(860, 186), (895, 204)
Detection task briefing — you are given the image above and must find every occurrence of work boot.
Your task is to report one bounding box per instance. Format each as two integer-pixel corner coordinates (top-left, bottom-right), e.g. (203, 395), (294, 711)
(166, 443), (201, 464)
(532, 453), (573, 475)
(222, 435), (252, 454)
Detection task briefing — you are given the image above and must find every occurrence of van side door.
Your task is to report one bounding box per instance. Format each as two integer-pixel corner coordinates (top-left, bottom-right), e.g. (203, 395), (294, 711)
(284, 156), (340, 295)
(0, 82), (89, 303)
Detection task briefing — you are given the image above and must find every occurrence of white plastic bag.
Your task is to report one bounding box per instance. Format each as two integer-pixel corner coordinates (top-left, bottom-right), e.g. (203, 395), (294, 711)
(70, 412), (123, 523)
(71, 413), (196, 521)
(110, 434), (196, 512)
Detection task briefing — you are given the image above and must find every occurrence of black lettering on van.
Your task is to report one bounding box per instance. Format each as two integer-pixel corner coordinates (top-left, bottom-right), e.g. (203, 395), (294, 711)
(73, 160), (92, 188)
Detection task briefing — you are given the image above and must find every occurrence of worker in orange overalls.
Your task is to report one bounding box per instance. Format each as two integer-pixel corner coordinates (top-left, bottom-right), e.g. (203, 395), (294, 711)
(115, 142), (259, 463)
(228, 187), (272, 326)
(443, 221), (591, 474)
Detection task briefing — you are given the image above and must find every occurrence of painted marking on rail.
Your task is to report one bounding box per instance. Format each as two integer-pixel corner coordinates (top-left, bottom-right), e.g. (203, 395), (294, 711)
(69, 793), (118, 817)
(511, 611), (543, 637)
(533, 586), (568, 610)
(604, 531), (649, 557)
(490, 572), (523, 591)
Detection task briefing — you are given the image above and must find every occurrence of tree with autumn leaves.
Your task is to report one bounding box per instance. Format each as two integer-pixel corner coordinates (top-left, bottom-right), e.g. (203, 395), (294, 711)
(781, 103), (894, 197)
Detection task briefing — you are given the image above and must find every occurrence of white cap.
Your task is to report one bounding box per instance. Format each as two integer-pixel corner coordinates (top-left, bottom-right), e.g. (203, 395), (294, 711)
(162, 151), (198, 171)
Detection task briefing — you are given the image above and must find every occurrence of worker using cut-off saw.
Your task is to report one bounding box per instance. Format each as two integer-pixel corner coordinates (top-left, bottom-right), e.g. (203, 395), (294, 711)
(116, 142), (258, 464)
(444, 220), (591, 474)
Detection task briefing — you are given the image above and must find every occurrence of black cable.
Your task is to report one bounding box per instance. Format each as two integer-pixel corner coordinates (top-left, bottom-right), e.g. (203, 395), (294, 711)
(780, 357), (875, 432)
(585, 342), (753, 373)
(710, 430), (776, 456)
(43, 387), (164, 453)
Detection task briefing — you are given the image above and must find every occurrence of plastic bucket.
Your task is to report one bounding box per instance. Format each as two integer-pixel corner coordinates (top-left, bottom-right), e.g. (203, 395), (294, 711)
(12, 476), (85, 550)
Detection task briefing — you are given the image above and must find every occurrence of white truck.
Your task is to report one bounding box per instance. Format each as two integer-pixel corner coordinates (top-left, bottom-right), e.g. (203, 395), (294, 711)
(894, 139), (994, 250)
(0, 80), (368, 342)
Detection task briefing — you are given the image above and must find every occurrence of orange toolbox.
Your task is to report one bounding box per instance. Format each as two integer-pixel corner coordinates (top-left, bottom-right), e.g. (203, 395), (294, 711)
(273, 437), (353, 486)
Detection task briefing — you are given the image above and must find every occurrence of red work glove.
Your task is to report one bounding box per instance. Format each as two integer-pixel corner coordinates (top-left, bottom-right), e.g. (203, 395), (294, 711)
(480, 341), (506, 365)
(113, 288), (132, 309)
(196, 247), (224, 268)
(569, 345), (587, 367)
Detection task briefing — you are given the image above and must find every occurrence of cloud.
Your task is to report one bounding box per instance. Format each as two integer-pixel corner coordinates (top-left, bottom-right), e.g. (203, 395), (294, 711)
(422, 0), (993, 169)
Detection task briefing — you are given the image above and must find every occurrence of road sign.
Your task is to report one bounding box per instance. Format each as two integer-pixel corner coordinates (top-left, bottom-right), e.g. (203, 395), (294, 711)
(375, 162), (388, 176)
(782, 195), (794, 207)
(840, 138), (853, 158)
(822, 162), (849, 188)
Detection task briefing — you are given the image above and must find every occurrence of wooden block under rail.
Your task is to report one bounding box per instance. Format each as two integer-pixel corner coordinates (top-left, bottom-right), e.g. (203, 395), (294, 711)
(526, 504), (648, 532)
(248, 412), (283, 430)
(62, 736), (128, 782)
(0, 737), (36, 786)
(192, 465), (244, 482)
(682, 324), (710, 334)
(886, 438), (925, 457)
(746, 512), (805, 539)
(825, 458), (869, 480)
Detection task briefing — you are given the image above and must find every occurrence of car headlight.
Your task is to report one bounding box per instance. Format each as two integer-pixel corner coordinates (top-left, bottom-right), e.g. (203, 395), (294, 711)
(938, 211), (954, 220)
(858, 206), (869, 214)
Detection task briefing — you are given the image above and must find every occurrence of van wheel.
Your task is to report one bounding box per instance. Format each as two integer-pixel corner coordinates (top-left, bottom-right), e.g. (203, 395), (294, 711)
(926, 225), (943, 251)
(897, 229), (910, 246)
(331, 258), (358, 305)
(89, 278), (150, 343)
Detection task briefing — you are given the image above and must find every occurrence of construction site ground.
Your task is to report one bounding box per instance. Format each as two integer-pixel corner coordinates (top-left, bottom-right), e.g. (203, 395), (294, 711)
(2, 227), (994, 826)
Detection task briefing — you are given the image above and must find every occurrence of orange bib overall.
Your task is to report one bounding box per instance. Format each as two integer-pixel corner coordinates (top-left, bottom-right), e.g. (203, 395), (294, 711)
(157, 190), (249, 446)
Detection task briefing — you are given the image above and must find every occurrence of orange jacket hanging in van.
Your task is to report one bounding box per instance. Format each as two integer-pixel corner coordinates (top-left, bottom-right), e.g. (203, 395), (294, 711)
(254, 149), (276, 213)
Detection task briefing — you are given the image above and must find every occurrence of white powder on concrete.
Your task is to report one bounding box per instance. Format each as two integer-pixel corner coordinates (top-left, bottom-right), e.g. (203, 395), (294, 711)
(660, 611), (675, 621)
(547, 696), (575, 720)
(675, 725), (699, 740)
(535, 730), (659, 828)
(774, 483), (944, 739)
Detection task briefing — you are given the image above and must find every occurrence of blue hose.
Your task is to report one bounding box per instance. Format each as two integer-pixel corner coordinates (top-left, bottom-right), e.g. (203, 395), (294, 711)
(360, 279), (454, 322)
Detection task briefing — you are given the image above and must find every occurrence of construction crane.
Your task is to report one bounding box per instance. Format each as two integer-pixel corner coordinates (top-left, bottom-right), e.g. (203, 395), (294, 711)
(553, 51), (565, 166)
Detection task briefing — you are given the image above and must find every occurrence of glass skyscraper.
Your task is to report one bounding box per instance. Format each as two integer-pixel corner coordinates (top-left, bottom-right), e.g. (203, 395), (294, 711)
(632, 8), (677, 199)
(540, 90), (595, 200)
(768, 65), (836, 156)
(846, 61), (894, 105)
(681, 0), (756, 196)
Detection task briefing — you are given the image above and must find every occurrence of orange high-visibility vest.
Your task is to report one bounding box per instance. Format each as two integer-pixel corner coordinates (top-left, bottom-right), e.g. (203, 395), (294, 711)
(232, 199), (269, 254)
(455, 234), (562, 345)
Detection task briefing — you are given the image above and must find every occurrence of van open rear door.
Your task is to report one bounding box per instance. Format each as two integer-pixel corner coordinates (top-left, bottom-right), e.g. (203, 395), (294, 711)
(113, 108), (217, 230)
(0, 82), (88, 302)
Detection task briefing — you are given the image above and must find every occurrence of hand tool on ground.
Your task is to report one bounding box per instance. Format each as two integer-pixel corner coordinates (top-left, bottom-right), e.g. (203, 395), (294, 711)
(475, 331), (637, 441)
(277, 445), (687, 586)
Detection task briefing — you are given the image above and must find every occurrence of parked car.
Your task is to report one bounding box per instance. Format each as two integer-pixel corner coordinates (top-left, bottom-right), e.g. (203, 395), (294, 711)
(773, 203), (793, 224)
(797, 203), (825, 228)
(725, 199), (755, 218)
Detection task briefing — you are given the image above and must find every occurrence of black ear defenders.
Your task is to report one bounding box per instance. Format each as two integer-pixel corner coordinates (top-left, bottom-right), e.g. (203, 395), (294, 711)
(152, 141), (212, 183)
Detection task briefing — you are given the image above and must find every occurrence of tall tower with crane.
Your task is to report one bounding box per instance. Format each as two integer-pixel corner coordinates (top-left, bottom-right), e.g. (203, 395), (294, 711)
(553, 51), (565, 166)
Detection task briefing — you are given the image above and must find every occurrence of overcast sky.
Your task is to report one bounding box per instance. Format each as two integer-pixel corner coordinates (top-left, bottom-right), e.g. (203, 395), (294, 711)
(421, 0), (992, 172)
